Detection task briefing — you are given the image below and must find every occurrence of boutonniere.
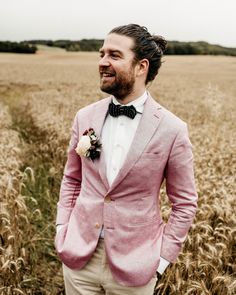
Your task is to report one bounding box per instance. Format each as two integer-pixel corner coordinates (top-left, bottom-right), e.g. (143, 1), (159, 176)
(75, 128), (102, 160)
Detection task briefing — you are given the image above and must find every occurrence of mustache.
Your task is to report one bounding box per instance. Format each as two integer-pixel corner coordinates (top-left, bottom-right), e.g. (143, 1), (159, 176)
(99, 68), (115, 75)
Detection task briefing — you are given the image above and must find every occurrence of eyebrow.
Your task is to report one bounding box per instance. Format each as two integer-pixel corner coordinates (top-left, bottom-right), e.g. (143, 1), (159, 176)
(99, 49), (123, 56)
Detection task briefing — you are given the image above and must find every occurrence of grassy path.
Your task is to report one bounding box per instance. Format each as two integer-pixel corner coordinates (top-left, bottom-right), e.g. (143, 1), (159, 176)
(0, 85), (66, 294)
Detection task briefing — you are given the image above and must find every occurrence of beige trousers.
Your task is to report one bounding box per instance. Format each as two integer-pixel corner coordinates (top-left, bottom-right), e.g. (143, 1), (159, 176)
(63, 238), (158, 295)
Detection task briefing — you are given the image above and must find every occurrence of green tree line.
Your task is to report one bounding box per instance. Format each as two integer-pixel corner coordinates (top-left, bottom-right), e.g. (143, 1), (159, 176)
(1, 39), (236, 56)
(0, 41), (37, 53)
(165, 41), (236, 56)
(29, 39), (104, 52)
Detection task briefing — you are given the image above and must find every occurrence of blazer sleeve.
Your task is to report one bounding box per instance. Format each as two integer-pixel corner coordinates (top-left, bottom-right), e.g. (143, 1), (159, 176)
(161, 123), (198, 262)
(56, 111), (82, 225)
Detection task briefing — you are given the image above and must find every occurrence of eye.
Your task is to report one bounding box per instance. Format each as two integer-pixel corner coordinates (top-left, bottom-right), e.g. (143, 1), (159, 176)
(111, 54), (119, 59)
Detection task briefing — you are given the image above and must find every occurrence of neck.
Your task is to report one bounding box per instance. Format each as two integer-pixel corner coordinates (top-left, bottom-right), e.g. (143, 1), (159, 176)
(115, 87), (146, 105)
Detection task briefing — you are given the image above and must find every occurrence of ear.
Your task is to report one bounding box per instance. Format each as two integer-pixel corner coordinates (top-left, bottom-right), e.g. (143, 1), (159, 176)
(136, 58), (149, 78)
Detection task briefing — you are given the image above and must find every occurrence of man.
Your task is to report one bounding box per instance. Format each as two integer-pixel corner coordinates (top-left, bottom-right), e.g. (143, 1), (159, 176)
(55, 24), (198, 295)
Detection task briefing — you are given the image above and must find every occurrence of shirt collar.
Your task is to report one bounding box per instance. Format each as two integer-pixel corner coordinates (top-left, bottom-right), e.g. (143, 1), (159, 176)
(112, 91), (148, 114)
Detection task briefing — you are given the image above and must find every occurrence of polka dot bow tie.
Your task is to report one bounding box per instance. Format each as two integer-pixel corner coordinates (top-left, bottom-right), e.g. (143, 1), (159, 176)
(108, 102), (137, 119)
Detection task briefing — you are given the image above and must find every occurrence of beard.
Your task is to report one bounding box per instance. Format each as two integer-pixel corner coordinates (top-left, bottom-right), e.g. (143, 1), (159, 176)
(100, 67), (135, 100)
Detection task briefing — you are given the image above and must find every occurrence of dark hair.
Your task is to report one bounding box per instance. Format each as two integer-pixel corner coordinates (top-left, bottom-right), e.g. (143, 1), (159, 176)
(110, 24), (167, 84)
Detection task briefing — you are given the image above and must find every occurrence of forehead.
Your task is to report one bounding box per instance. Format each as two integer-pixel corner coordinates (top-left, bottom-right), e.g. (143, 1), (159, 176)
(100, 33), (135, 55)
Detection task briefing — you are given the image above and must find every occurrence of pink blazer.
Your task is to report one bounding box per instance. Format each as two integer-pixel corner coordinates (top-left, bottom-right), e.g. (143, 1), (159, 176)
(55, 93), (198, 287)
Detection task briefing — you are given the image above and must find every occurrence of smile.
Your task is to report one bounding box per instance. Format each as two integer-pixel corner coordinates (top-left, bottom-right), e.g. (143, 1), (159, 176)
(100, 72), (115, 78)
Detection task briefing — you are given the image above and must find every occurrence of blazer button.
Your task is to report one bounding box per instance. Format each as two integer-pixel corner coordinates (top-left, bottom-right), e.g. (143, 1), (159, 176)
(95, 222), (100, 229)
(104, 195), (112, 203)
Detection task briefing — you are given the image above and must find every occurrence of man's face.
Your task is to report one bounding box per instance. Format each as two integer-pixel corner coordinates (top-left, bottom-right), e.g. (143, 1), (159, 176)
(99, 33), (137, 100)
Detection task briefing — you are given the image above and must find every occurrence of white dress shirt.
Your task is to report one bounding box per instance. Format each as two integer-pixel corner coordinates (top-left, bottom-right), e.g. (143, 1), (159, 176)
(100, 91), (170, 274)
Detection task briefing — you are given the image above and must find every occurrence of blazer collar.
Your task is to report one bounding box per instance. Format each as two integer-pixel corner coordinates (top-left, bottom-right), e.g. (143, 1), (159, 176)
(90, 96), (111, 190)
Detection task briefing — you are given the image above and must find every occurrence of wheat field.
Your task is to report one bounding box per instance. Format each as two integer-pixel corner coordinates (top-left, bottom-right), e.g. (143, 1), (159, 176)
(0, 51), (235, 295)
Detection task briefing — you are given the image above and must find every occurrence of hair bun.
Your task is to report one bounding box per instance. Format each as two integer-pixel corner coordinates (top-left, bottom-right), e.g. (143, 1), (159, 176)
(153, 35), (167, 52)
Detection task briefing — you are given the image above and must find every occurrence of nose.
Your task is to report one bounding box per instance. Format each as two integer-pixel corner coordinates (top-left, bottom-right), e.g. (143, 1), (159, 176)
(98, 54), (110, 68)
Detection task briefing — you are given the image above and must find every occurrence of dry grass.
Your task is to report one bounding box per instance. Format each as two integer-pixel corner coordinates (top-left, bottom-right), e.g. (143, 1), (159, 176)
(0, 51), (235, 294)
(0, 102), (29, 294)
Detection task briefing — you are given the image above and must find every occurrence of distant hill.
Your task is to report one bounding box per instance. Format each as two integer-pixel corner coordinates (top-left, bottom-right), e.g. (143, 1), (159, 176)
(0, 39), (235, 56)
(35, 44), (66, 52)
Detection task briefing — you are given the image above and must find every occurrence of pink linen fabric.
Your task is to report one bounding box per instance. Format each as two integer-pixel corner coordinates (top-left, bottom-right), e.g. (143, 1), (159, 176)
(55, 93), (198, 287)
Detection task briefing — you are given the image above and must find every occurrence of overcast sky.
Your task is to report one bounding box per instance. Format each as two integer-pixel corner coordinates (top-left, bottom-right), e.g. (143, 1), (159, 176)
(0, 0), (235, 47)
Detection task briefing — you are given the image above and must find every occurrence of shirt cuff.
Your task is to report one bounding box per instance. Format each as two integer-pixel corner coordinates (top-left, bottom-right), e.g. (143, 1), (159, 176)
(157, 257), (170, 274)
(56, 224), (65, 233)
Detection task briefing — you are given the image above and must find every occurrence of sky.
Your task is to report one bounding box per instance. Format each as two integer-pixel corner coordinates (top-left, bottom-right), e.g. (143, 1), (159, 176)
(0, 0), (235, 47)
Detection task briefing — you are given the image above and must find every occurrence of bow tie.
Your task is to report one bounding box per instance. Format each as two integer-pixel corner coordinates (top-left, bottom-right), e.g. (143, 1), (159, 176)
(108, 102), (137, 119)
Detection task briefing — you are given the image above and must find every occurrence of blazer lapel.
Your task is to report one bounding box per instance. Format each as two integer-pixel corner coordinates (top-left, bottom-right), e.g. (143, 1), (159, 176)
(91, 97), (111, 190)
(107, 94), (164, 193)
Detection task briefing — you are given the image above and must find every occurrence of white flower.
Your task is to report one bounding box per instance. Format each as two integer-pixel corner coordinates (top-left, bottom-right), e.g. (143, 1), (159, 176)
(75, 135), (91, 157)
(75, 128), (102, 160)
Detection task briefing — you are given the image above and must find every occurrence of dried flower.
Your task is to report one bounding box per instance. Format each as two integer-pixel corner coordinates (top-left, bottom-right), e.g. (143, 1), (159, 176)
(75, 128), (101, 160)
